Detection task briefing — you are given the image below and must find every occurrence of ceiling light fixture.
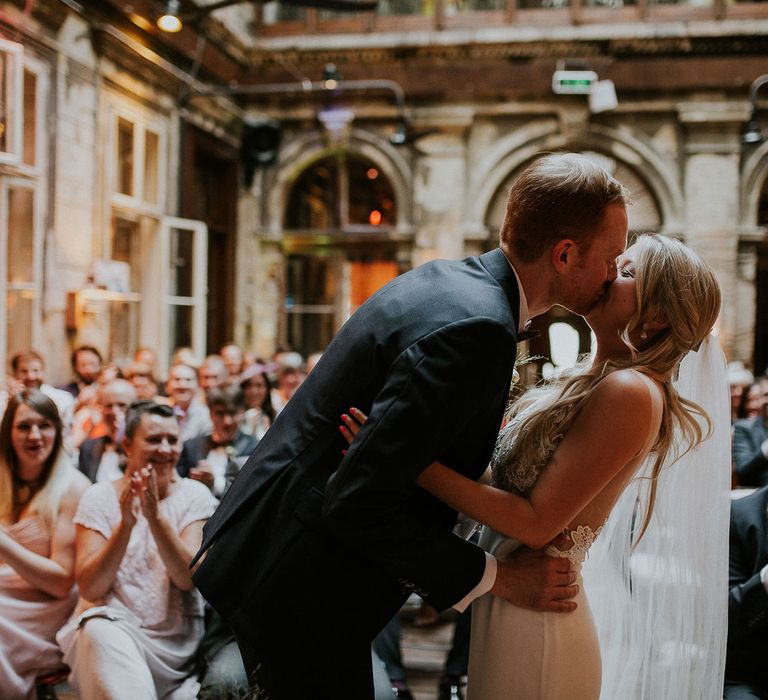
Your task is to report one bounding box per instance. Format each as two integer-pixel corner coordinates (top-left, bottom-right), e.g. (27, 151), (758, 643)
(157, 0), (183, 32)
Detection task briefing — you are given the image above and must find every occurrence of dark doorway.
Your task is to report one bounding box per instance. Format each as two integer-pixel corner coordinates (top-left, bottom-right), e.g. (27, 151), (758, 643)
(181, 124), (238, 355)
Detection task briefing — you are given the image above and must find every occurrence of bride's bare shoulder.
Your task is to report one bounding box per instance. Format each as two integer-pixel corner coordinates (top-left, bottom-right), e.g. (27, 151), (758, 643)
(588, 369), (661, 422)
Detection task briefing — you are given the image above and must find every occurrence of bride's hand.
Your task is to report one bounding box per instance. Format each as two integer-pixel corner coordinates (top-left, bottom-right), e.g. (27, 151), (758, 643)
(339, 407), (367, 447)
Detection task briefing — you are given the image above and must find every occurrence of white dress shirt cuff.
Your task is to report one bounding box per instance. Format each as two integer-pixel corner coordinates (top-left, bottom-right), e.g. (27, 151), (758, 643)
(761, 438), (768, 460)
(452, 553), (497, 612)
(760, 564), (768, 594)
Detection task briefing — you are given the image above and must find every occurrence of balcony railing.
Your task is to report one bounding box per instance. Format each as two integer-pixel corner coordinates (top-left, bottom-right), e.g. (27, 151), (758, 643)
(254, 0), (767, 34)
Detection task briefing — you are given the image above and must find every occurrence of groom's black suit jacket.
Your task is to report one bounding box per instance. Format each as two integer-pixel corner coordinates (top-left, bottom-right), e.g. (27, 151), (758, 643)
(727, 485), (768, 692)
(192, 248), (522, 654)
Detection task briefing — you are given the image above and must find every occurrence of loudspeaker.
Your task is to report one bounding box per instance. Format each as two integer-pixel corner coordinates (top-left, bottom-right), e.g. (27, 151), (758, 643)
(241, 119), (281, 187)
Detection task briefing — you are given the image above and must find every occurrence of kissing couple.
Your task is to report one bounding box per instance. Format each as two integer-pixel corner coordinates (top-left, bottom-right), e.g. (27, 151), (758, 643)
(193, 152), (729, 700)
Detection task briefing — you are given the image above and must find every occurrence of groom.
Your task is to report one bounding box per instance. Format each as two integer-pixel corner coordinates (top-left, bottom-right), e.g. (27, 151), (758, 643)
(192, 152), (630, 699)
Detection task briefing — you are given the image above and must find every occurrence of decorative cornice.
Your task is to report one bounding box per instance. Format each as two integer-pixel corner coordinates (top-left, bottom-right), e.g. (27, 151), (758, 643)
(248, 32), (768, 70)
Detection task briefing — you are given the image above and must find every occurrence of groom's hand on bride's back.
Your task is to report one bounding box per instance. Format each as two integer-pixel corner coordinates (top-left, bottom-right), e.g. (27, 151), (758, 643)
(492, 544), (578, 613)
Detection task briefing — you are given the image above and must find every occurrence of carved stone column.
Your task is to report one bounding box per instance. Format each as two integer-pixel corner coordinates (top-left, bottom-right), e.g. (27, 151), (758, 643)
(678, 100), (751, 360)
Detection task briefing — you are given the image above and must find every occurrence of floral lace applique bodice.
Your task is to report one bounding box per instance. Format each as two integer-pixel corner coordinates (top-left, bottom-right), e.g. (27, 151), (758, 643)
(489, 405), (602, 567)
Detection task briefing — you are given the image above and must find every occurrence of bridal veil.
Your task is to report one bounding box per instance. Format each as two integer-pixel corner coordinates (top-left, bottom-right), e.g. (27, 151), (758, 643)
(583, 333), (730, 699)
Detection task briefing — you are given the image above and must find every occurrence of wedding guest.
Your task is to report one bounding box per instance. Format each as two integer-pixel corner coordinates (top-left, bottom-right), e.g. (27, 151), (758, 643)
(733, 377), (768, 486)
(198, 355), (229, 397)
(78, 379), (137, 483)
(726, 485), (768, 699)
(220, 343), (245, 380)
(0, 390), (90, 699)
(10, 351), (75, 447)
(58, 400), (217, 699)
(238, 364), (275, 440)
(270, 353), (305, 415)
(306, 351), (323, 375)
(177, 386), (258, 497)
(166, 363), (212, 441)
(123, 361), (159, 401)
(58, 346), (102, 400)
(728, 362), (756, 423)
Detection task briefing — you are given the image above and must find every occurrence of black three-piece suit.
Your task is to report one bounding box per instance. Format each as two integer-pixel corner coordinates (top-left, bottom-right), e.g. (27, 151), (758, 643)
(192, 249), (524, 698)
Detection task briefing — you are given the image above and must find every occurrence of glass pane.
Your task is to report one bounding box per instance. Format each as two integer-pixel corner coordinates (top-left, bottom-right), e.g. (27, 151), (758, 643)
(111, 215), (141, 293)
(144, 129), (159, 205)
(347, 156), (398, 227)
(285, 157), (340, 230)
(377, 0), (433, 14)
(6, 289), (33, 355)
(22, 69), (36, 167)
(117, 117), (134, 196)
(0, 52), (8, 154)
(286, 311), (336, 359)
(170, 304), (193, 356)
(286, 255), (338, 305)
(445, 0), (505, 12)
(170, 227), (194, 297)
(262, 0), (305, 22)
(109, 300), (139, 366)
(8, 186), (34, 284)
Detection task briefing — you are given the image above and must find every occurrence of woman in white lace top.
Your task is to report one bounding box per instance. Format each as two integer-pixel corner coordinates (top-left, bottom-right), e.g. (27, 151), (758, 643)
(343, 234), (728, 699)
(58, 400), (216, 700)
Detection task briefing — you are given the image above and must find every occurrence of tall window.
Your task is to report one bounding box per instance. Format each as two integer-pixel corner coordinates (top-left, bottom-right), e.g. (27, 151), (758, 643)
(0, 50), (46, 370)
(282, 153), (401, 356)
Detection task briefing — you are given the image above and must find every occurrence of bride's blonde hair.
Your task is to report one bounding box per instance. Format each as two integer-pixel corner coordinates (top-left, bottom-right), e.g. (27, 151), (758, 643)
(496, 234), (721, 540)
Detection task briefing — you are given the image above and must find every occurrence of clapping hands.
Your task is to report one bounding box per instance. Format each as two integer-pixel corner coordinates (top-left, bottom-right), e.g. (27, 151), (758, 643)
(120, 464), (161, 527)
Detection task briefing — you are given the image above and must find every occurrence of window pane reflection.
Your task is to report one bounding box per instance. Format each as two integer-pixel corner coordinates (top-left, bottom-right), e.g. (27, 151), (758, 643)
(144, 130), (159, 205)
(170, 304), (193, 354)
(6, 290), (32, 354)
(8, 187), (34, 284)
(23, 69), (36, 167)
(170, 228), (194, 297)
(117, 117), (134, 196)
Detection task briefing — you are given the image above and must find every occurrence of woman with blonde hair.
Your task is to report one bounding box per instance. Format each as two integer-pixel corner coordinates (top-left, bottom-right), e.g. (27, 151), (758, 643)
(0, 389), (90, 698)
(343, 234), (729, 699)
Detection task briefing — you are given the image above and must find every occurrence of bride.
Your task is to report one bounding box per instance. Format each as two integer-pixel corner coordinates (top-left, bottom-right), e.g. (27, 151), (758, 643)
(342, 233), (729, 699)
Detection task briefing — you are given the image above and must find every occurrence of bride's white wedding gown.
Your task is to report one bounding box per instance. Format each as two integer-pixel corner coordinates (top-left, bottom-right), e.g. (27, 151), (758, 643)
(467, 372), (661, 700)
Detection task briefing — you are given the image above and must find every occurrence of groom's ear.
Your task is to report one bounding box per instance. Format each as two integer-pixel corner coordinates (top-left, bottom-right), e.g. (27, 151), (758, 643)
(552, 239), (574, 272)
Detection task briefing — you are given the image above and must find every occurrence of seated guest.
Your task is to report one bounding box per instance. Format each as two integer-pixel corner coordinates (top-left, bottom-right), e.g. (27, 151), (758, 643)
(78, 379), (137, 482)
(733, 376), (768, 486)
(270, 353), (305, 416)
(198, 355), (229, 399)
(726, 485), (768, 698)
(57, 401), (217, 699)
(166, 363), (212, 441)
(123, 361), (159, 401)
(220, 343), (244, 380)
(0, 390), (90, 699)
(9, 351), (75, 447)
(238, 364), (275, 440)
(58, 345), (102, 400)
(177, 386), (258, 498)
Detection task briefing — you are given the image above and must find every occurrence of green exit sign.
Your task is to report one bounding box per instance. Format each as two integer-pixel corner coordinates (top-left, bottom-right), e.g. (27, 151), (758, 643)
(552, 70), (598, 95)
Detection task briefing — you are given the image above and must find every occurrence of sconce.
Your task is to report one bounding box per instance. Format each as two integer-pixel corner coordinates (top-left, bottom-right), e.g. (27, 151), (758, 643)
(743, 75), (768, 145)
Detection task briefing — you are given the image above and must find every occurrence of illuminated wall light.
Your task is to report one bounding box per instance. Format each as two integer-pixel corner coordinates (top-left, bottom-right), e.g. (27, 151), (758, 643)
(366, 168), (379, 180)
(369, 210), (382, 226)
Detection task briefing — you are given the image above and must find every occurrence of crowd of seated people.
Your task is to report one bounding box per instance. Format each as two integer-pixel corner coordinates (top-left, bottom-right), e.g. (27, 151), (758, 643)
(0, 342), (317, 699)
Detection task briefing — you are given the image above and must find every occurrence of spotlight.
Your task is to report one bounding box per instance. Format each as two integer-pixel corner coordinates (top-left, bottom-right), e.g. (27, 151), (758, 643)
(157, 0), (183, 33)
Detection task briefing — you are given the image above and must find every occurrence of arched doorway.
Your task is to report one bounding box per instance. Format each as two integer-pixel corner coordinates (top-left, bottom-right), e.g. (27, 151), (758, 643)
(281, 152), (407, 357)
(485, 151), (663, 377)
